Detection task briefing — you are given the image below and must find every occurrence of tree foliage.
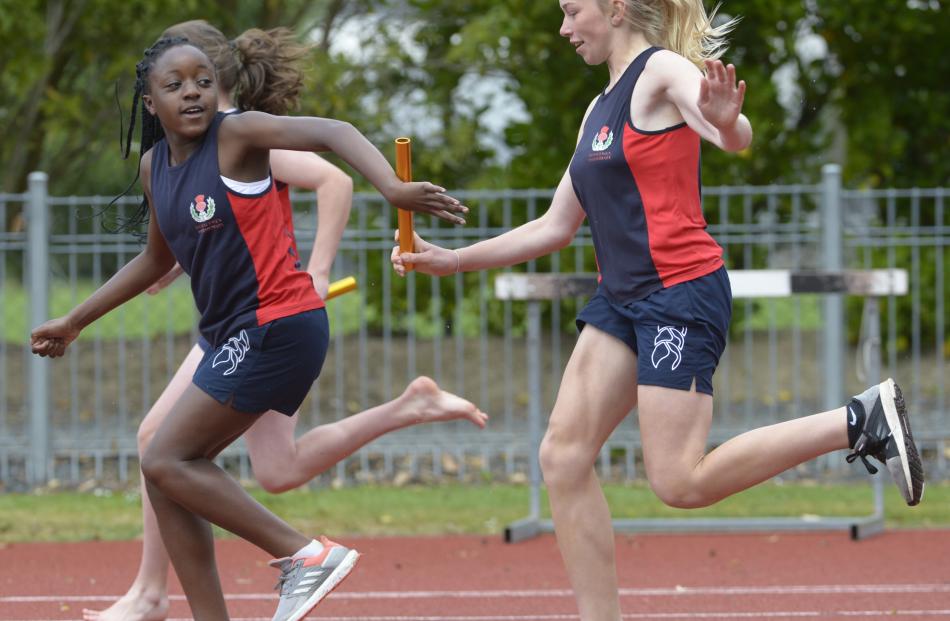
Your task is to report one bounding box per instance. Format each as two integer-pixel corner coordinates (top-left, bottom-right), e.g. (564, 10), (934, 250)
(1, 0), (946, 196)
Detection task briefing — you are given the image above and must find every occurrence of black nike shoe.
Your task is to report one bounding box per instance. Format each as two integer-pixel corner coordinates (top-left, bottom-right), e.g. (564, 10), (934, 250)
(846, 378), (924, 506)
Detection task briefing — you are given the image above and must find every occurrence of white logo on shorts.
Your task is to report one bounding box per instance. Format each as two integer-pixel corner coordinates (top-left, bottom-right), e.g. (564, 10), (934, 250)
(212, 330), (250, 376)
(652, 326), (687, 371)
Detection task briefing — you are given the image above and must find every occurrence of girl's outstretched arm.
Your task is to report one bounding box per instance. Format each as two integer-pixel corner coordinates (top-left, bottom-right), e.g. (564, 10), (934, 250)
(391, 95), (597, 278)
(269, 150), (352, 299)
(392, 169), (586, 277)
(219, 112), (467, 224)
(31, 152), (177, 357)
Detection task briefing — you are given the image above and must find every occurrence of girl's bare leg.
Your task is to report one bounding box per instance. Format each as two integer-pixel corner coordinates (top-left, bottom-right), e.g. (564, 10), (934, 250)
(246, 376), (487, 492)
(86, 367), (485, 621)
(541, 326), (850, 621)
(141, 385), (311, 619)
(637, 385), (846, 508)
(82, 345), (204, 621)
(538, 327), (639, 621)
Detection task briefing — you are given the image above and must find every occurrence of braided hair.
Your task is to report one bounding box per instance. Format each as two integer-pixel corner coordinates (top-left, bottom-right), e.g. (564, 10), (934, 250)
(110, 36), (195, 233)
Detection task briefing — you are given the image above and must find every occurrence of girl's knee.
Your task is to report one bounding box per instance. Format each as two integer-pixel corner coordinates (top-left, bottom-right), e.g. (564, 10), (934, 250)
(539, 430), (594, 487)
(647, 474), (710, 509)
(252, 463), (298, 494)
(139, 446), (176, 489)
(137, 417), (159, 454)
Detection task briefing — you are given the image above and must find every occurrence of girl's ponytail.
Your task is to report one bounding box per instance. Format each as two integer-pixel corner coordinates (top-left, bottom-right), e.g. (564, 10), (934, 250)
(607, 0), (739, 69)
(232, 28), (311, 116)
(661, 0), (737, 68)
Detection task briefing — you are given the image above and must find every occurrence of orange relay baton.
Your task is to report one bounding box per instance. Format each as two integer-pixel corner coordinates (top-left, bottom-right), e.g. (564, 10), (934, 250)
(325, 276), (357, 300)
(395, 137), (414, 271)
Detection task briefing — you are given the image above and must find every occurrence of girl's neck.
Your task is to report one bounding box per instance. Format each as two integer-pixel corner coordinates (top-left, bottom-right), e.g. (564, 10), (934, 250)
(165, 132), (207, 167)
(605, 30), (652, 91)
(217, 91), (235, 112)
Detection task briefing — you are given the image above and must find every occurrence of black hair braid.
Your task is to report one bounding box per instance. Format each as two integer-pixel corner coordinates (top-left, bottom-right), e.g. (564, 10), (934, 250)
(107, 36), (189, 235)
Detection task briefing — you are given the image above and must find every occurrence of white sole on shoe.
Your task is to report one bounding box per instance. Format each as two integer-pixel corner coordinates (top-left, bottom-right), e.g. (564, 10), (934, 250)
(879, 379), (910, 492)
(286, 550), (360, 621)
(880, 378), (924, 505)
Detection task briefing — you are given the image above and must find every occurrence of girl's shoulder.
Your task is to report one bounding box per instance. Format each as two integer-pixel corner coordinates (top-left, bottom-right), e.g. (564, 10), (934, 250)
(643, 48), (700, 79)
(638, 48), (703, 98)
(218, 109), (274, 140)
(139, 147), (155, 193)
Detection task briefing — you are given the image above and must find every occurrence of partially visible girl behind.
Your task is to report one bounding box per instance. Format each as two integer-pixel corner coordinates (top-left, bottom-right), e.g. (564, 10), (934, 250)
(83, 21), (486, 621)
(392, 1), (923, 619)
(32, 33), (475, 621)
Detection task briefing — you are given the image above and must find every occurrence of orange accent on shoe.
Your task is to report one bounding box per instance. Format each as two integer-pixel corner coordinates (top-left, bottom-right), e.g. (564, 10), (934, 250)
(298, 536), (342, 567)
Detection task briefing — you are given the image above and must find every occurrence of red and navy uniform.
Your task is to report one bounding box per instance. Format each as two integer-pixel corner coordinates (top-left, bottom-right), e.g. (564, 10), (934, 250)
(568, 46), (723, 305)
(150, 112), (324, 349)
(570, 47), (732, 395)
(150, 112), (328, 414)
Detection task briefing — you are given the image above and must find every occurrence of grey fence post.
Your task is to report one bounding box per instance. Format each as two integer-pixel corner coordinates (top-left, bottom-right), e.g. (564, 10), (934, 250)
(526, 301), (542, 522)
(27, 171), (51, 485)
(821, 164), (844, 415)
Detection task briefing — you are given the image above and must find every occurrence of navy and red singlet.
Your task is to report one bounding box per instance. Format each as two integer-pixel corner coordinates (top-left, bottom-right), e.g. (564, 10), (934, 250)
(150, 112), (324, 348)
(568, 46), (723, 304)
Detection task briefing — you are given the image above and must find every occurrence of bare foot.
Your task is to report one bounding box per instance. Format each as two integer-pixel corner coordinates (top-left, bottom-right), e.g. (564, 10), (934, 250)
(82, 590), (168, 621)
(402, 376), (488, 428)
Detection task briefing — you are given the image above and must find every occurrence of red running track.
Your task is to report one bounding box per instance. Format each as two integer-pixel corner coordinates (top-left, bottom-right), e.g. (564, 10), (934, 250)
(2, 531), (949, 620)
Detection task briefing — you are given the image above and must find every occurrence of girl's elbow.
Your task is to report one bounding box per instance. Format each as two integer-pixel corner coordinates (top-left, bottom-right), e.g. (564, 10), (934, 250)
(332, 169), (354, 193)
(326, 119), (356, 141)
(550, 226), (576, 251)
(316, 168), (353, 198)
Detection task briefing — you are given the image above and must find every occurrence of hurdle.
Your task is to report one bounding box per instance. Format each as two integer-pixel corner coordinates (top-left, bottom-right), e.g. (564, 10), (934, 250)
(499, 269), (908, 543)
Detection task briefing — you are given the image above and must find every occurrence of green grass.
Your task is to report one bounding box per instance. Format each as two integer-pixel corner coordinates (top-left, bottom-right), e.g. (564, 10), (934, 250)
(0, 482), (946, 543)
(2, 280), (196, 342)
(2, 280), (373, 343)
(4, 277), (826, 344)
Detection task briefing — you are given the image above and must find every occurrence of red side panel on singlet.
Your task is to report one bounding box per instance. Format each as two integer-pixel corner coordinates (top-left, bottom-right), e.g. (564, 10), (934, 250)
(622, 124), (722, 288)
(229, 185), (324, 327)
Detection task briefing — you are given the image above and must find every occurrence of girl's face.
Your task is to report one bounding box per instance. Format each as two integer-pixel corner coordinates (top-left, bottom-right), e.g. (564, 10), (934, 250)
(143, 45), (218, 141)
(559, 0), (613, 65)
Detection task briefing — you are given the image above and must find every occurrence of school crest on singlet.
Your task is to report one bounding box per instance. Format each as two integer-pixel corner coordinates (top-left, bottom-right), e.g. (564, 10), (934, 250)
(190, 194), (216, 223)
(591, 125), (613, 152)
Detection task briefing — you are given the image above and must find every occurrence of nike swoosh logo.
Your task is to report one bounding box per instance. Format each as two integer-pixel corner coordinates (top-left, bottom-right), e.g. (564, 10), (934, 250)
(848, 406), (857, 427)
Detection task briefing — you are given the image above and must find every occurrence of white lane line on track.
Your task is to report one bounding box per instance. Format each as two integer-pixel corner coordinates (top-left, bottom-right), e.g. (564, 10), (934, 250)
(4, 583), (950, 603)
(8, 612), (950, 621)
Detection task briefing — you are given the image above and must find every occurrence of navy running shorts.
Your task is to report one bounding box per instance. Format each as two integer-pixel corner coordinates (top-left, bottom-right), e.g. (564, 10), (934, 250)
(576, 266), (732, 395)
(192, 308), (329, 415)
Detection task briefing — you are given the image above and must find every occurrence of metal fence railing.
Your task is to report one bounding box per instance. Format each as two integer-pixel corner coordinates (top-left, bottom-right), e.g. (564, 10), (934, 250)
(1, 167), (947, 490)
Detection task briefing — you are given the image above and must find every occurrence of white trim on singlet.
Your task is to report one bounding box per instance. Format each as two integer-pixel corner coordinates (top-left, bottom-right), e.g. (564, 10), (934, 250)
(220, 174), (270, 194)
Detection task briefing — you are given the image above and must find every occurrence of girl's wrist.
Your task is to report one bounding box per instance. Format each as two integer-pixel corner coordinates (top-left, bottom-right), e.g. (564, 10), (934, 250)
(380, 177), (403, 205)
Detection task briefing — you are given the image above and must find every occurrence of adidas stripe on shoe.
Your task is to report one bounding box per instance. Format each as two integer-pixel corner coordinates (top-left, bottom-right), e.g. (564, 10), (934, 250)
(270, 536), (359, 621)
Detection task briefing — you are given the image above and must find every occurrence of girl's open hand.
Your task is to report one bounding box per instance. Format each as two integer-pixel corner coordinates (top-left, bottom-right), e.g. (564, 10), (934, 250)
(30, 316), (80, 358)
(391, 230), (459, 277)
(698, 59), (746, 131)
(388, 181), (468, 225)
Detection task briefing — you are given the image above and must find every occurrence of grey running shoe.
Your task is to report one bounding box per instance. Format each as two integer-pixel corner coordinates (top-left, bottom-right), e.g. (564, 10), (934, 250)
(270, 536), (359, 621)
(846, 378), (924, 506)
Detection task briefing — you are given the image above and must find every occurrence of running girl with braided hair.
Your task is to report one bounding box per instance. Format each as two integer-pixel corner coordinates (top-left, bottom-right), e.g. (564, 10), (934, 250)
(32, 32), (473, 620)
(83, 20), (486, 621)
(392, 1), (924, 619)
